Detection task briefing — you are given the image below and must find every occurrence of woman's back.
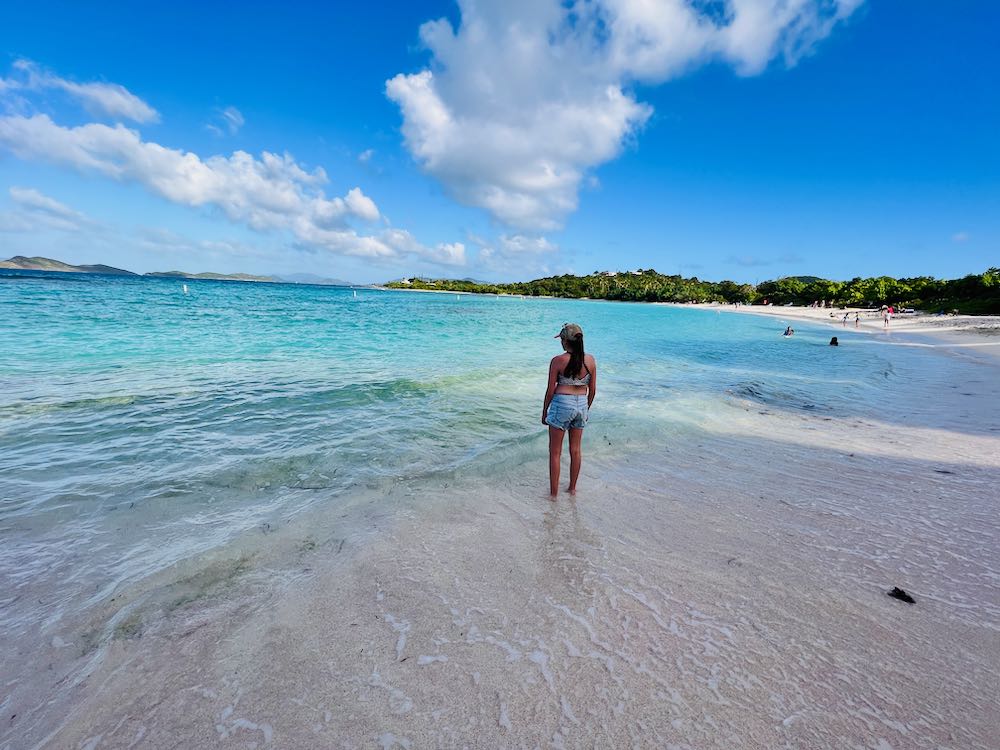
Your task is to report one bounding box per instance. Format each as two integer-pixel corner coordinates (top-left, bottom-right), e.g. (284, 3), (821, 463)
(552, 352), (595, 394)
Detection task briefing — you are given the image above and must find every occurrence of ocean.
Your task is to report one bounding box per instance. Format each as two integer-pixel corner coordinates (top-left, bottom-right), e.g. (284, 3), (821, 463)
(2, 270), (998, 748)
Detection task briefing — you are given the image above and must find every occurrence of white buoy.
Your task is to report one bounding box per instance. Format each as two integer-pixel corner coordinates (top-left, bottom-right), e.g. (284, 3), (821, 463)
(182, 284), (188, 294)
(354, 289), (358, 298)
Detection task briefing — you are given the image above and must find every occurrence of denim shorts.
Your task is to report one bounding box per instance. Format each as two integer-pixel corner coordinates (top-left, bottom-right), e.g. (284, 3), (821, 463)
(546, 394), (589, 431)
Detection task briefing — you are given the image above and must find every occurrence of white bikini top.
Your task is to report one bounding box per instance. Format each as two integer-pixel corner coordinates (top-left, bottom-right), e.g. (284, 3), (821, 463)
(557, 364), (591, 387)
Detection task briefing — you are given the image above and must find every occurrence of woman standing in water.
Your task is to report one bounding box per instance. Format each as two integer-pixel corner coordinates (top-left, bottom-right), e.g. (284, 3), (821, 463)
(542, 323), (598, 497)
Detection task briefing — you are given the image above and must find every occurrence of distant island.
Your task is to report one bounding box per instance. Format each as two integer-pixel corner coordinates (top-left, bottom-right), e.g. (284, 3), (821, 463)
(0, 255), (136, 276)
(145, 270), (278, 282)
(0, 256), (355, 286)
(387, 268), (1000, 315)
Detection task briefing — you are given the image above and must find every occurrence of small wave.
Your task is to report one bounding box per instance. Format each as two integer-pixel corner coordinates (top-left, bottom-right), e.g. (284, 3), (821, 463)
(724, 380), (833, 413)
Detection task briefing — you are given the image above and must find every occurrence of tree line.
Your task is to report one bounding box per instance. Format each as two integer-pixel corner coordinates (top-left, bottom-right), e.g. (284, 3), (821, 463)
(386, 268), (1000, 314)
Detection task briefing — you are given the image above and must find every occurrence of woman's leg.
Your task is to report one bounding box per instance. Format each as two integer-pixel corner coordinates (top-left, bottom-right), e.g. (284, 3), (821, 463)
(567, 428), (583, 493)
(548, 426), (565, 496)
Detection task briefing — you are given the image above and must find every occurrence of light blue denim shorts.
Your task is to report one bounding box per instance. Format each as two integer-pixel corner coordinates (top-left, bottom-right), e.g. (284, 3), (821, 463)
(546, 394), (589, 431)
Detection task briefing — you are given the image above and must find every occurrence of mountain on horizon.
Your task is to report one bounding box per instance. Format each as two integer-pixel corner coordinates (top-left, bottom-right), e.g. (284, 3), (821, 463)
(0, 256), (347, 284)
(278, 272), (356, 286)
(146, 270), (278, 282)
(0, 255), (136, 275)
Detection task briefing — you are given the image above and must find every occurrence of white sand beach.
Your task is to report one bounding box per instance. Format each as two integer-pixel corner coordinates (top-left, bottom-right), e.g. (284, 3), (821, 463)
(702, 302), (1000, 346)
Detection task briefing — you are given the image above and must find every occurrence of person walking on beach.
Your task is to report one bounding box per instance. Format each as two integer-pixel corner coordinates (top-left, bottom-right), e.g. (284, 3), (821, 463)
(542, 323), (597, 497)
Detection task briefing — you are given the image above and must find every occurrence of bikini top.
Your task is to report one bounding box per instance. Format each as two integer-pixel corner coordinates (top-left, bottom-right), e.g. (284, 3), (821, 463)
(557, 364), (591, 387)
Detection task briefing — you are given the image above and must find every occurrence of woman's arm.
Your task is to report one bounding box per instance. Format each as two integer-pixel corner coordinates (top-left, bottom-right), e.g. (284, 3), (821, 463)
(587, 356), (597, 409)
(541, 357), (559, 424)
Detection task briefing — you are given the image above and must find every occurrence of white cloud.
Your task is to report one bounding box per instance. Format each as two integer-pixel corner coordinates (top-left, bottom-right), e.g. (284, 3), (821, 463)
(207, 105), (245, 136)
(358, 148), (374, 163)
(952, 231), (969, 243)
(0, 58), (468, 270)
(0, 114), (360, 229)
(467, 232), (558, 276)
(378, 227), (466, 266)
(4, 59), (159, 123)
(135, 226), (281, 264)
(0, 113), (465, 267)
(1, 186), (101, 233)
(220, 106), (244, 133)
(388, 0), (861, 230)
(498, 234), (557, 254)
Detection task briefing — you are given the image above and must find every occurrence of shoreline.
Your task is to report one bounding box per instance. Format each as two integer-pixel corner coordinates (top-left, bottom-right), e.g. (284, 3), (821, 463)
(380, 285), (1000, 339)
(691, 300), (1000, 334)
(683, 302), (1000, 357)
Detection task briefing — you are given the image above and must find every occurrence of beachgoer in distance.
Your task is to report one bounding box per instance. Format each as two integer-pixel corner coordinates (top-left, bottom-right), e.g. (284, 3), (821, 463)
(854, 312), (860, 328)
(542, 323), (597, 497)
(830, 336), (839, 346)
(783, 326), (794, 336)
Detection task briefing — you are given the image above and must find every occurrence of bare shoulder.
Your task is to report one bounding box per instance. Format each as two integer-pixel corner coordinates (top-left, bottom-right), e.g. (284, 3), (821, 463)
(550, 353), (568, 367)
(586, 353), (597, 367)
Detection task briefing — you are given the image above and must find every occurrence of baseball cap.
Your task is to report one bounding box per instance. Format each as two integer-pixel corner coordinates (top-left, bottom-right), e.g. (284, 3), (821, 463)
(554, 322), (583, 339)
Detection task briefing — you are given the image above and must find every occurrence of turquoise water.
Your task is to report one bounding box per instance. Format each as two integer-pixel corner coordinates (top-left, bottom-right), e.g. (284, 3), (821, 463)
(0, 270), (963, 632)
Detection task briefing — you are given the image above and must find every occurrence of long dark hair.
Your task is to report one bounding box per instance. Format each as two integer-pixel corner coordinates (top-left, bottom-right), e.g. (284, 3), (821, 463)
(564, 332), (585, 378)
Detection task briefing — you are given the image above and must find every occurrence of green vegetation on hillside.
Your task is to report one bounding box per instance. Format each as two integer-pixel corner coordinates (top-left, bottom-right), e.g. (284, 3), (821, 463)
(386, 268), (1000, 314)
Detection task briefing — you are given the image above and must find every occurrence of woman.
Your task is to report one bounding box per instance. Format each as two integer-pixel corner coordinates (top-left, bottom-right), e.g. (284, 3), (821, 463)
(542, 323), (597, 497)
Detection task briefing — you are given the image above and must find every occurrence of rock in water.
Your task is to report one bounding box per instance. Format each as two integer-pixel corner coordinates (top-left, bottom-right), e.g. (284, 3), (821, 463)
(888, 586), (916, 604)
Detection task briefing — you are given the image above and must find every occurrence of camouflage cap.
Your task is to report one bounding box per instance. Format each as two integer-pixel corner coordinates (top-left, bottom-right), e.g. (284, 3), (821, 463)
(555, 322), (583, 340)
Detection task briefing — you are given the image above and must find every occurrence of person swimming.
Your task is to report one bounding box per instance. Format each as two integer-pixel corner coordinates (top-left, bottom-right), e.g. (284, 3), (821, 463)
(542, 323), (597, 497)
(783, 326), (794, 336)
(830, 336), (839, 346)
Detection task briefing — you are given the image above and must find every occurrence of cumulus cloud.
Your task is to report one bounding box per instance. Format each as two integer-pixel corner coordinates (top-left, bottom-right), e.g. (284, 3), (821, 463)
(3, 59), (159, 123)
(0, 60), (466, 269)
(0, 114), (376, 233)
(378, 227), (466, 265)
(0, 113), (464, 265)
(388, 0), (861, 230)
(468, 231), (558, 275)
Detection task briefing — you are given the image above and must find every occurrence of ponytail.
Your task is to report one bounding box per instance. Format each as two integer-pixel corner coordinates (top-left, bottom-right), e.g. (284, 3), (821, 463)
(564, 333), (585, 379)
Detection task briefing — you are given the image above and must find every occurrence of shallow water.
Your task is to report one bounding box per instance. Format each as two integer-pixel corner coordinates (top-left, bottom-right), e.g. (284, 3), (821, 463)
(2, 271), (999, 748)
(0, 274), (907, 624)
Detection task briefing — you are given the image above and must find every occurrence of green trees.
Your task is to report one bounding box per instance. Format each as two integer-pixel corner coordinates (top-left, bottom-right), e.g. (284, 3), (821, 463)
(384, 269), (1000, 314)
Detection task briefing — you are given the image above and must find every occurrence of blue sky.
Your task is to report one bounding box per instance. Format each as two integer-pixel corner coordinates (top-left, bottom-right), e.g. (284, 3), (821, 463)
(0, 1), (997, 284)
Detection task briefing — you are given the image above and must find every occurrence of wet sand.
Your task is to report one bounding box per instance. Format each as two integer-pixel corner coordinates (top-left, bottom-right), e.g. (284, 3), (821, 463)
(8, 339), (1000, 750)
